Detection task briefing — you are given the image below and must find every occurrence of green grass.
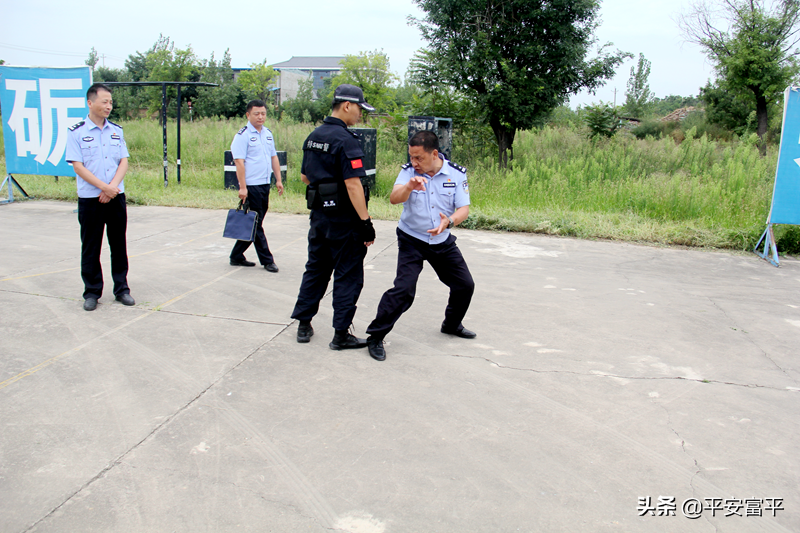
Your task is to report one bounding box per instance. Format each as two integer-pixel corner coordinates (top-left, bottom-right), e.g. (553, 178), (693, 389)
(0, 118), (786, 251)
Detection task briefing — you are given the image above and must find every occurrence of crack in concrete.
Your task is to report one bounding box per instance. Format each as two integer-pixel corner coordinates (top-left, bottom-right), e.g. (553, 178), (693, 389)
(444, 353), (797, 392)
(659, 405), (721, 532)
(153, 308), (290, 327)
(706, 296), (797, 385)
(21, 325), (291, 533)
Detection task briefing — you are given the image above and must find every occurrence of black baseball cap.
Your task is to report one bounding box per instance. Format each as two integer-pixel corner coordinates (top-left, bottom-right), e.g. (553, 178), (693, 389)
(333, 84), (376, 112)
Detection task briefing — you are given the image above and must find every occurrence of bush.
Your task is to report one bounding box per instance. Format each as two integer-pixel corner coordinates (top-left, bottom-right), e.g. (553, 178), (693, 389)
(584, 103), (622, 138)
(775, 225), (800, 255)
(631, 120), (679, 140)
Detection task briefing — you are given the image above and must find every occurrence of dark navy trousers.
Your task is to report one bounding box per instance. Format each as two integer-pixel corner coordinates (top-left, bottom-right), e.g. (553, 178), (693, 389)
(291, 210), (368, 331)
(230, 183), (274, 265)
(78, 194), (129, 300)
(367, 227), (474, 339)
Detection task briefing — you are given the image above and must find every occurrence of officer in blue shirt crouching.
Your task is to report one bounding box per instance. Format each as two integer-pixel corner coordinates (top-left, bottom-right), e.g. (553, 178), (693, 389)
(365, 131), (476, 361)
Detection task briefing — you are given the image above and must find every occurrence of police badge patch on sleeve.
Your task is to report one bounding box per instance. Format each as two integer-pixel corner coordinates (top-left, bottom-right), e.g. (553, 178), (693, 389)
(462, 179), (469, 194)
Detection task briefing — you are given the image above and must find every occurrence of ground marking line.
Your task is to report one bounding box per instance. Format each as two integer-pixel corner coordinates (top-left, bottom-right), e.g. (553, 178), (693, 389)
(0, 230), (222, 283)
(1, 237), (304, 390)
(0, 311), (153, 390)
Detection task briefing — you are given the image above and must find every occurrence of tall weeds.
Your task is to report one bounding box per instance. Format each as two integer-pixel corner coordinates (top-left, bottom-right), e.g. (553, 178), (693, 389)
(0, 120), (782, 250)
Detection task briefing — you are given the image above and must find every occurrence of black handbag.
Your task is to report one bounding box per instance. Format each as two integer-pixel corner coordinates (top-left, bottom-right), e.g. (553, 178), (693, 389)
(223, 199), (258, 241)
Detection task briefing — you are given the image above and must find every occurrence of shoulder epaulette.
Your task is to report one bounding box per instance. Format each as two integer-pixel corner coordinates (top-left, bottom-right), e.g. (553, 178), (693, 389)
(448, 160), (467, 174)
(108, 120), (122, 129)
(401, 162), (412, 170)
(68, 121), (85, 132)
(237, 125), (248, 135)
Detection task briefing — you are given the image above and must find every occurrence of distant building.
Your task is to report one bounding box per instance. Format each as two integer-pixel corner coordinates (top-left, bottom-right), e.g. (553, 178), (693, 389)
(271, 56), (345, 104)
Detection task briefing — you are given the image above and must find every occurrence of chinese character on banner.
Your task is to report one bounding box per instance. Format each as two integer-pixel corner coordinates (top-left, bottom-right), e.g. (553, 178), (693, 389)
(0, 66), (91, 177)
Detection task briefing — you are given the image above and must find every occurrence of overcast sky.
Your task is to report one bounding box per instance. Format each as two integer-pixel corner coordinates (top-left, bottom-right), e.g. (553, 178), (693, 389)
(1, 0), (715, 109)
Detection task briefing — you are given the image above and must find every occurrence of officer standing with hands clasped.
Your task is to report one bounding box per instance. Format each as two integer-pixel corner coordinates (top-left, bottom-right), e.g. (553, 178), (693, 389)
(290, 84), (376, 350)
(365, 130), (476, 361)
(66, 83), (134, 311)
(229, 99), (284, 272)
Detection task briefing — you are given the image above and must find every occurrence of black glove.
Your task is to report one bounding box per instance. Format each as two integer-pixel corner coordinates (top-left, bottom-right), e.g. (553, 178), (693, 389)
(359, 218), (376, 242)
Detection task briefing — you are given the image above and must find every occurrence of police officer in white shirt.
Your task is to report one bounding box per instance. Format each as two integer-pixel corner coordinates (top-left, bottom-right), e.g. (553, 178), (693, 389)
(365, 131), (476, 361)
(66, 83), (133, 311)
(229, 99), (284, 272)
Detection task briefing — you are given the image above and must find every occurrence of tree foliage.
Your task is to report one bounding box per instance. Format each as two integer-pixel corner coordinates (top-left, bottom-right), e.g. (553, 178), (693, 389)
(85, 47), (99, 71)
(622, 54), (653, 118)
(326, 50), (399, 112)
(679, 0), (800, 150)
(193, 49), (245, 118)
(237, 59), (278, 103)
(144, 35), (198, 115)
(412, 0), (630, 168)
(699, 79), (755, 134)
(281, 78), (327, 123)
(584, 102), (623, 138)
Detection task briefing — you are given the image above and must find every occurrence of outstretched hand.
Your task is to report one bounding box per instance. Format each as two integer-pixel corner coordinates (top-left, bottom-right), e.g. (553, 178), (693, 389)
(407, 175), (428, 191)
(427, 212), (450, 236)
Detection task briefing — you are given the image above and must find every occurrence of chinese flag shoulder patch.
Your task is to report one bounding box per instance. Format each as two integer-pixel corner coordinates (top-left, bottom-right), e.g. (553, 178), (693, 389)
(351, 159), (363, 169)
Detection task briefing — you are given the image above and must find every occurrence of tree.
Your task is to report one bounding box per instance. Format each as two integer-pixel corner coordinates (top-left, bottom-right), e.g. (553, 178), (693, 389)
(327, 50), (399, 112)
(699, 79), (755, 134)
(85, 47), (99, 71)
(679, 0), (800, 150)
(143, 35), (198, 116)
(584, 102), (623, 137)
(237, 59), (278, 103)
(407, 48), (448, 106)
(193, 49), (246, 118)
(412, 0), (630, 168)
(623, 54), (654, 117)
(281, 78), (327, 123)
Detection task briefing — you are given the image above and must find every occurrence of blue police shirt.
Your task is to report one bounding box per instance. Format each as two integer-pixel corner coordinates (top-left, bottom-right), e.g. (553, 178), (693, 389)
(231, 122), (278, 186)
(65, 117), (129, 198)
(396, 155), (470, 244)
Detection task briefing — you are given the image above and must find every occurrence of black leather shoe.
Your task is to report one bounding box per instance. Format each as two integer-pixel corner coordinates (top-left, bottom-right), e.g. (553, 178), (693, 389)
(264, 263), (279, 273)
(441, 324), (477, 339)
(83, 297), (98, 311)
(297, 322), (314, 343)
(230, 258), (256, 267)
(329, 332), (368, 350)
(116, 293), (135, 306)
(367, 337), (386, 361)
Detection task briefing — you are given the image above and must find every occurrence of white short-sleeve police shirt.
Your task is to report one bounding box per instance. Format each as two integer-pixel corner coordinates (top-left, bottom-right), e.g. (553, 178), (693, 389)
(230, 122), (278, 186)
(65, 117), (129, 198)
(396, 155), (470, 244)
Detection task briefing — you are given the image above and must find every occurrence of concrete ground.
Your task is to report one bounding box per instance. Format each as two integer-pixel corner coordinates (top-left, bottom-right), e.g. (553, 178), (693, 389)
(0, 200), (798, 533)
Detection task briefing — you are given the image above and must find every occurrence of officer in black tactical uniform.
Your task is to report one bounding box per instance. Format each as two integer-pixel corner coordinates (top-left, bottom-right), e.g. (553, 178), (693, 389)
(290, 84), (376, 350)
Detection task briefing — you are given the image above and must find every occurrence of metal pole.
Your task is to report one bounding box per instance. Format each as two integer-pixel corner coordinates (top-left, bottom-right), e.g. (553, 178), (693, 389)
(177, 84), (182, 184)
(162, 83), (168, 188)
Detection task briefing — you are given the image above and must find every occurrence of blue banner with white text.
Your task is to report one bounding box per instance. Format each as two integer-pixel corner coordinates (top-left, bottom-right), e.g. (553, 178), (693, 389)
(768, 86), (800, 225)
(0, 66), (91, 177)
